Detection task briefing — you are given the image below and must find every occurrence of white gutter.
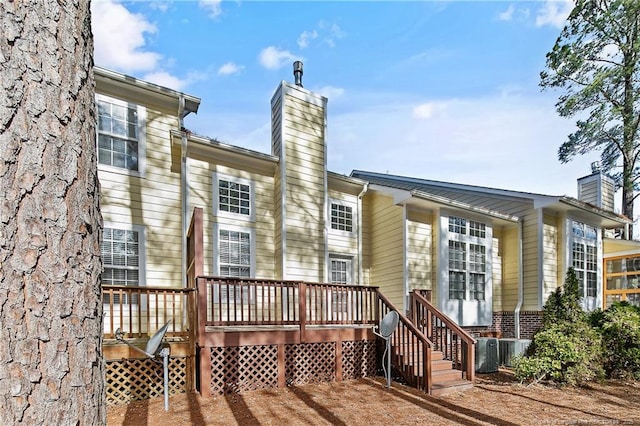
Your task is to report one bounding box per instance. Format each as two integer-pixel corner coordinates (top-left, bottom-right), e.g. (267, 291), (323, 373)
(357, 183), (369, 284)
(179, 95), (188, 288)
(514, 220), (524, 339)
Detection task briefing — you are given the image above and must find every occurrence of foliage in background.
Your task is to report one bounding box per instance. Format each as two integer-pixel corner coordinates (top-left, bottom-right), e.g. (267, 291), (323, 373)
(540, 0), (640, 236)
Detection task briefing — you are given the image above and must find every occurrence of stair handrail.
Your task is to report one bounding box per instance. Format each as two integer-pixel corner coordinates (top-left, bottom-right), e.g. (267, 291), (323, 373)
(376, 290), (434, 394)
(410, 291), (476, 382)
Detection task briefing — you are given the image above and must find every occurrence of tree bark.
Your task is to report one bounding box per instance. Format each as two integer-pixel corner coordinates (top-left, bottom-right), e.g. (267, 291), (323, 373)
(0, 1), (104, 424)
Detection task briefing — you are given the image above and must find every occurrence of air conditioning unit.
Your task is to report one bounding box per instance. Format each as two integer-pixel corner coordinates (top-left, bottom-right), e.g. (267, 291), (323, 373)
(499, 338), (531, 368)
(475, 337), (499, 373)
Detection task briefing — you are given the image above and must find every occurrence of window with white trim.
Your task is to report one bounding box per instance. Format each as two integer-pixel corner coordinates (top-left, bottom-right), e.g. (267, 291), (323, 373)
(219, 229), (252, 278)
(101, 227), (143, 304)
(216, 227), (255, 304)
(214, 174), (254, 220)
(330, 257), (353, 284)
(447, 216), (488, 301)
(330, 202), (354, 233)
(329, 256), (353, 316)
(571, 220), (598, 298)
(96, 95), (144, 172)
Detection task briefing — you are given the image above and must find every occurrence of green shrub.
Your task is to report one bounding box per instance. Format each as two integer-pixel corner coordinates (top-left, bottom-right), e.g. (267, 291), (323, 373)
(599, 302), (640, 379)
(514, 268), (603, 385)
(514, 322), (602, 385)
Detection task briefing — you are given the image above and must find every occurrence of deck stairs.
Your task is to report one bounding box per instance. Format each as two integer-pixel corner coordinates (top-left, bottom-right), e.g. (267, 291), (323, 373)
(380, 290), (476, 396)
(393, 344), (474, 396)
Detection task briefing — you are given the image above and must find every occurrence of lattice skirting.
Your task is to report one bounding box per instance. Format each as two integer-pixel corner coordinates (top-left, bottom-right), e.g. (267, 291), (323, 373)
(342, 340), (378, 380)
(209, 340), (377, 395)
(106, 356), (190, 406)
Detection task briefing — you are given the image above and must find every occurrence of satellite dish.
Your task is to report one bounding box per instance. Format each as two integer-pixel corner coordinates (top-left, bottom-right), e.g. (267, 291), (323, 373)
(145, 321), (171, 356)
(379, 311), (399, 339)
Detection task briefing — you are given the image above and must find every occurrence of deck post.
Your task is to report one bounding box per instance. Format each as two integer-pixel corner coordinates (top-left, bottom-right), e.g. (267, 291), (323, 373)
(299, 282), (307, 343)
(199, 345), (212, 397)
(277, 344), (286, 388)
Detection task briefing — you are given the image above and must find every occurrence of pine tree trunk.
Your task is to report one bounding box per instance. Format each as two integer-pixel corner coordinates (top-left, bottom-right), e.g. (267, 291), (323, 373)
(0, 1), (104, 424)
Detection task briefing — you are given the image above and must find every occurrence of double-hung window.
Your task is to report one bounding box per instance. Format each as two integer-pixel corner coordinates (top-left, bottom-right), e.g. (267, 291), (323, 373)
(96, 95), (145, 174)
(329, 256), (353, 318)
(101, 226), (144, 304)
(571, 220), (599, 300)
(215, 226), (255, 305)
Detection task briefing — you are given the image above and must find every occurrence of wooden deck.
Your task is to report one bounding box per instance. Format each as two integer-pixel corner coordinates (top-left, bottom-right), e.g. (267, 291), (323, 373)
(101, 207), (475, 404)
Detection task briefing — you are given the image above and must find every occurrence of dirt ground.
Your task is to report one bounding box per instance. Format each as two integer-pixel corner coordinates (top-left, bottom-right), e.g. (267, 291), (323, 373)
(107, 370), (640, 425)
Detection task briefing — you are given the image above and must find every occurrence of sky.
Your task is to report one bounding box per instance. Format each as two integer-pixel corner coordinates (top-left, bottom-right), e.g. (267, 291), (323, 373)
(91, 0), (608, 203)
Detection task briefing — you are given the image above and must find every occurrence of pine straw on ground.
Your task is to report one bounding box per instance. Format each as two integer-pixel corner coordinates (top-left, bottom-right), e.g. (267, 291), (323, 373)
(107, 370), (639, 425)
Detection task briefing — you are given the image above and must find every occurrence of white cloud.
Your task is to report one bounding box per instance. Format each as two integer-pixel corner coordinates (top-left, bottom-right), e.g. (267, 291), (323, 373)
(142, 71), (188, 91)
(536, 0), (574, 28)
(218, 62), (245, 76)
(142, 70), (208, 91)
(324, 92), (598, 197)
(199, 0), (222, 19)
(412, 102), (447, 120)
(498, 4), (515, 21)
(149, 2), (170, 12)
(91, 0), (161, 72)
(259, 46), (299, 70)
(297, 30), (318, 49)
(314, 86), (344, 99)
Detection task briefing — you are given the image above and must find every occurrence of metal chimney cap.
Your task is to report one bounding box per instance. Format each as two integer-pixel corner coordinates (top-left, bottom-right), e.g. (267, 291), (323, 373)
(591, 161), (601, 173)
(293, 61), (303, 87)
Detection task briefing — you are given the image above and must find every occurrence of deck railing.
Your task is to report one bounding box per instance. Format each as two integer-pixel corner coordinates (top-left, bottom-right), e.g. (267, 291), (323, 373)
(102, 285), (194, 339)
(409, 290), (475, 381)
(377, 291), (433, 394)
(196, 277), (379, 327)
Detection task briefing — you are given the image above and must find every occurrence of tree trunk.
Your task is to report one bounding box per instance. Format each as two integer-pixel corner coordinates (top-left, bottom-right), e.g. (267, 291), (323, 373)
(0, 1), (104, 425)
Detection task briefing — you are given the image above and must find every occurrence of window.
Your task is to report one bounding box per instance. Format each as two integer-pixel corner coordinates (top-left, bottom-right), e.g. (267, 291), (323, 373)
(330, 257), (352, 284)
(330, 202), (353, 233)
(216, 227), (255, 305)
(96, 95), (144, 173)
(101, 227), (143, 304)
(214, 174), (254, 220)
(219, 229), (251, 278)
(219, 179), (251, 216)
(329, 257), (353, 316)
(447, 216), (488, 301)
(571, 220), (599, 299)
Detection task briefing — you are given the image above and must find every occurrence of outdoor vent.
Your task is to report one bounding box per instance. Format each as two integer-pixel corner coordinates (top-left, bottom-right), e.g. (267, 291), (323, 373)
(499, 338), (531, 368)
(293, 61), (303, 87)
(475, 337), (499, 373)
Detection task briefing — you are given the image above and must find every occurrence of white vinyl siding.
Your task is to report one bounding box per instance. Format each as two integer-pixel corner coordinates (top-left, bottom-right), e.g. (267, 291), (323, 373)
(96, 94), (146, 175)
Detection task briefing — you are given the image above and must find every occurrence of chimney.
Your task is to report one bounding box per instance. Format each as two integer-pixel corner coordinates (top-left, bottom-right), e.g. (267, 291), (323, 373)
(293, 61), (303, 87)
(577, 162), (615, 212)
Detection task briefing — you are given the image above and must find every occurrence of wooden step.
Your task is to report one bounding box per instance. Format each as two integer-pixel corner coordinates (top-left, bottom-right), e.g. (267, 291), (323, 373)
(431, 379), (474, 396)
(431, 359), (453, 371)
(431, 368), (463, 384)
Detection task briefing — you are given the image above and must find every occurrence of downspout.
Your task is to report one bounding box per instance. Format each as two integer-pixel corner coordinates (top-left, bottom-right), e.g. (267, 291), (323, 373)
(514, 219), (524, 339)
(403, 205), (409, 312)
(357, 183), (369, 285)
(179, 95), (188, 288)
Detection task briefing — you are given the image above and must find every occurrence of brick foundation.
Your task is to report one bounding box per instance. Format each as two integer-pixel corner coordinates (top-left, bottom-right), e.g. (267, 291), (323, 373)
(462, 311), (542, 340)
